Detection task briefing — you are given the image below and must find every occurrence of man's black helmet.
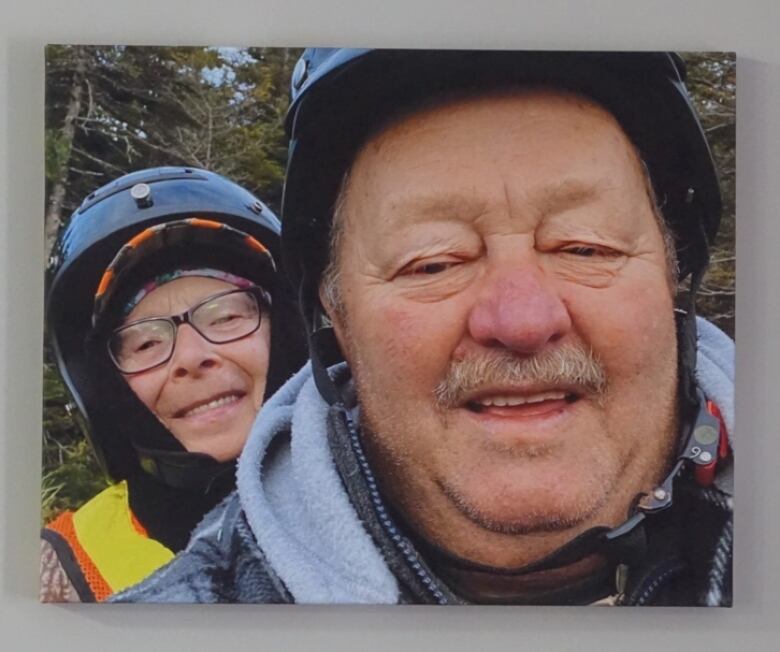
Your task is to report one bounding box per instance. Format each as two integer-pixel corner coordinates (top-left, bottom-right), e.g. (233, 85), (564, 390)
(282, 49), (721, 319)
(279, 49), (728, 570)
(47, 167), (306, 484)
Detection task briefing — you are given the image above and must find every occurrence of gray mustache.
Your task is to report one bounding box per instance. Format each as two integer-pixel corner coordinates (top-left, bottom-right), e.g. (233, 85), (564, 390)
(434, 345), (607, 409)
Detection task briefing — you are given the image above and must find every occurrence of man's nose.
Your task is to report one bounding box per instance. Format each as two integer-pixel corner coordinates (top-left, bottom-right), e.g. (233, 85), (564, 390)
(467, 264), (572, 354)
(169, 324), (219, 378)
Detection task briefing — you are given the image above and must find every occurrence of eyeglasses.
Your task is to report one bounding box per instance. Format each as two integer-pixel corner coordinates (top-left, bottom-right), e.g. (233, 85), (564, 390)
(108, 287), (268, 374)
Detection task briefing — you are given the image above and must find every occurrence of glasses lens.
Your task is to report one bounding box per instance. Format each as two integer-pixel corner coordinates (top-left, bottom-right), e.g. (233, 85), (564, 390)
(191, 290), (261, 343)
(110, 319), (175, 373)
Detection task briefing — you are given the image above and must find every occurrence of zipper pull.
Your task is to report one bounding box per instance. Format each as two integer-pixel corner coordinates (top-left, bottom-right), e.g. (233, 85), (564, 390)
(614, 563), (630, 604)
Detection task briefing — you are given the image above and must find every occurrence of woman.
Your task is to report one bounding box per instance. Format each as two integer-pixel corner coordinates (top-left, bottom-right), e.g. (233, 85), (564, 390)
(40, 167), (306, 602)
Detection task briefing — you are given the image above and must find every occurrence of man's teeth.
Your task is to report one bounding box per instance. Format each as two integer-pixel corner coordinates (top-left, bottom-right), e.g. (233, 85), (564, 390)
(184, 394), (241, 417)
(476, 391), (567, 407)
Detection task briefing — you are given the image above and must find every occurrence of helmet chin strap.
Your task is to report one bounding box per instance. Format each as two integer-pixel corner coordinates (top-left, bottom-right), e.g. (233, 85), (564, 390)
(301, 274), (349, 406)
(599, 190), (727, 545)
(443, 387), (730, 579)
(605, 388), (729, 540)
(134, 446), (237, 492)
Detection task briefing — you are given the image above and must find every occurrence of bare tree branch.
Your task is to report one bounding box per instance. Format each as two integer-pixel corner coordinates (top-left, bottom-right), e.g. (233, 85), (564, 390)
(45, 46), (87, 262)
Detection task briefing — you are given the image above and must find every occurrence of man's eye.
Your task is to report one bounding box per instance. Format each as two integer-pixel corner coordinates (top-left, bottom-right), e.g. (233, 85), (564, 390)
(562, 245), (618, 258)
(565, 246), (598, 257)
(404, 260), (459, 276)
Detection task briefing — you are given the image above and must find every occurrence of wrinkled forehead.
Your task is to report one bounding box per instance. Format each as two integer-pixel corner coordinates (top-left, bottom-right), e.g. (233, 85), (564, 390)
(342, 87), (649, 225)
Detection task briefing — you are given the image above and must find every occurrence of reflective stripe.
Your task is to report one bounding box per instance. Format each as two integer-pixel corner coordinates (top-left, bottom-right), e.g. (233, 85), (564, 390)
(45, 510), (109, 601)
(51, 482), (174, 600)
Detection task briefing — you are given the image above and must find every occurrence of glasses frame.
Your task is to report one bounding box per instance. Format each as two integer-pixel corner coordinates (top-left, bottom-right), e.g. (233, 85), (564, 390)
(108, 286), (268, 375)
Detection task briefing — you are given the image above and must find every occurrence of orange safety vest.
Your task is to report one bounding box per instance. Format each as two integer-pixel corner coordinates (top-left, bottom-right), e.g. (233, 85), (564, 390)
(42, 481), (174, 602)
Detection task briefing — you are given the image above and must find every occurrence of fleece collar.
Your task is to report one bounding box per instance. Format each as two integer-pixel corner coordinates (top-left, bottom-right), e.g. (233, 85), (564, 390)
(236, 363), (399, 603)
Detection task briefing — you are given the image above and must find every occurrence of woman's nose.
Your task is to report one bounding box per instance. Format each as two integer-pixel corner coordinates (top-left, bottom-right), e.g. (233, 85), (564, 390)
(169, 324), (220, 378)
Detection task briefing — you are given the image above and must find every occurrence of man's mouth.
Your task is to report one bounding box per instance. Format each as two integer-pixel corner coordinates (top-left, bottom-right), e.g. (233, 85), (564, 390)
(433, 344), (606, 414)
(175, 391), (246, 418)
(464, 389), (580, 414)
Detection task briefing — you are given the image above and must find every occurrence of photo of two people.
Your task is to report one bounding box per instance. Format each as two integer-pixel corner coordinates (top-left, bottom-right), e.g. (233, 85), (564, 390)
(41, 47), (735, 606)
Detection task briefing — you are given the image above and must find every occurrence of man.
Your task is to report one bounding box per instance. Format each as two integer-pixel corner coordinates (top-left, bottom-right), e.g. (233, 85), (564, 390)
(115, 49), (733, 606)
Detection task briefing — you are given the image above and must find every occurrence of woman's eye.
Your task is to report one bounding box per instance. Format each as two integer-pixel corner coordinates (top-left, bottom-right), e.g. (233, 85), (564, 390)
(210, 313), (242, 326)
(136, 339), (161, 353)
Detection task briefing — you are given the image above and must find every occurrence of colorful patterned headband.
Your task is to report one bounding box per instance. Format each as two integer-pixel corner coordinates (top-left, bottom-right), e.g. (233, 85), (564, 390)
(121, 268), (258, 319)
(92, 217), (275, 328)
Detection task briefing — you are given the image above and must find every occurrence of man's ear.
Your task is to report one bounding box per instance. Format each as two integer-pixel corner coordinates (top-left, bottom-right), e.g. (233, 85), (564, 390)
(318, 283), (349, 353)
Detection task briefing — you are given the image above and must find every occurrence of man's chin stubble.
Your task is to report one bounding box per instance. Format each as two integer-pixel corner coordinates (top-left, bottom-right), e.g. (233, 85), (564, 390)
(438, 477), (611, 536)
(440, 487), (606, 536)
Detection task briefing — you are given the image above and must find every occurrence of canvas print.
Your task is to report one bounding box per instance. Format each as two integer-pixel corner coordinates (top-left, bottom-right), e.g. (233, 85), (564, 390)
(41, 46), (735, 605)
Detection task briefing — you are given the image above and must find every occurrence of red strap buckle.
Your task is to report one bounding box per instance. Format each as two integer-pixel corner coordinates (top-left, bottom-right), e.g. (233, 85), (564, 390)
(694, 400), (730, 487)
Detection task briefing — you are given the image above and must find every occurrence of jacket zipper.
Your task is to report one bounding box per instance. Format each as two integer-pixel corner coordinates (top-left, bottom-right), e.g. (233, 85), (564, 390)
(341, 408), (450, 604)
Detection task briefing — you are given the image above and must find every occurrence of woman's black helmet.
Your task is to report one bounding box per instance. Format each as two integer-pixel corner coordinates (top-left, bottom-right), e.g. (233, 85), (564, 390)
(47, 167), (307, 485)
